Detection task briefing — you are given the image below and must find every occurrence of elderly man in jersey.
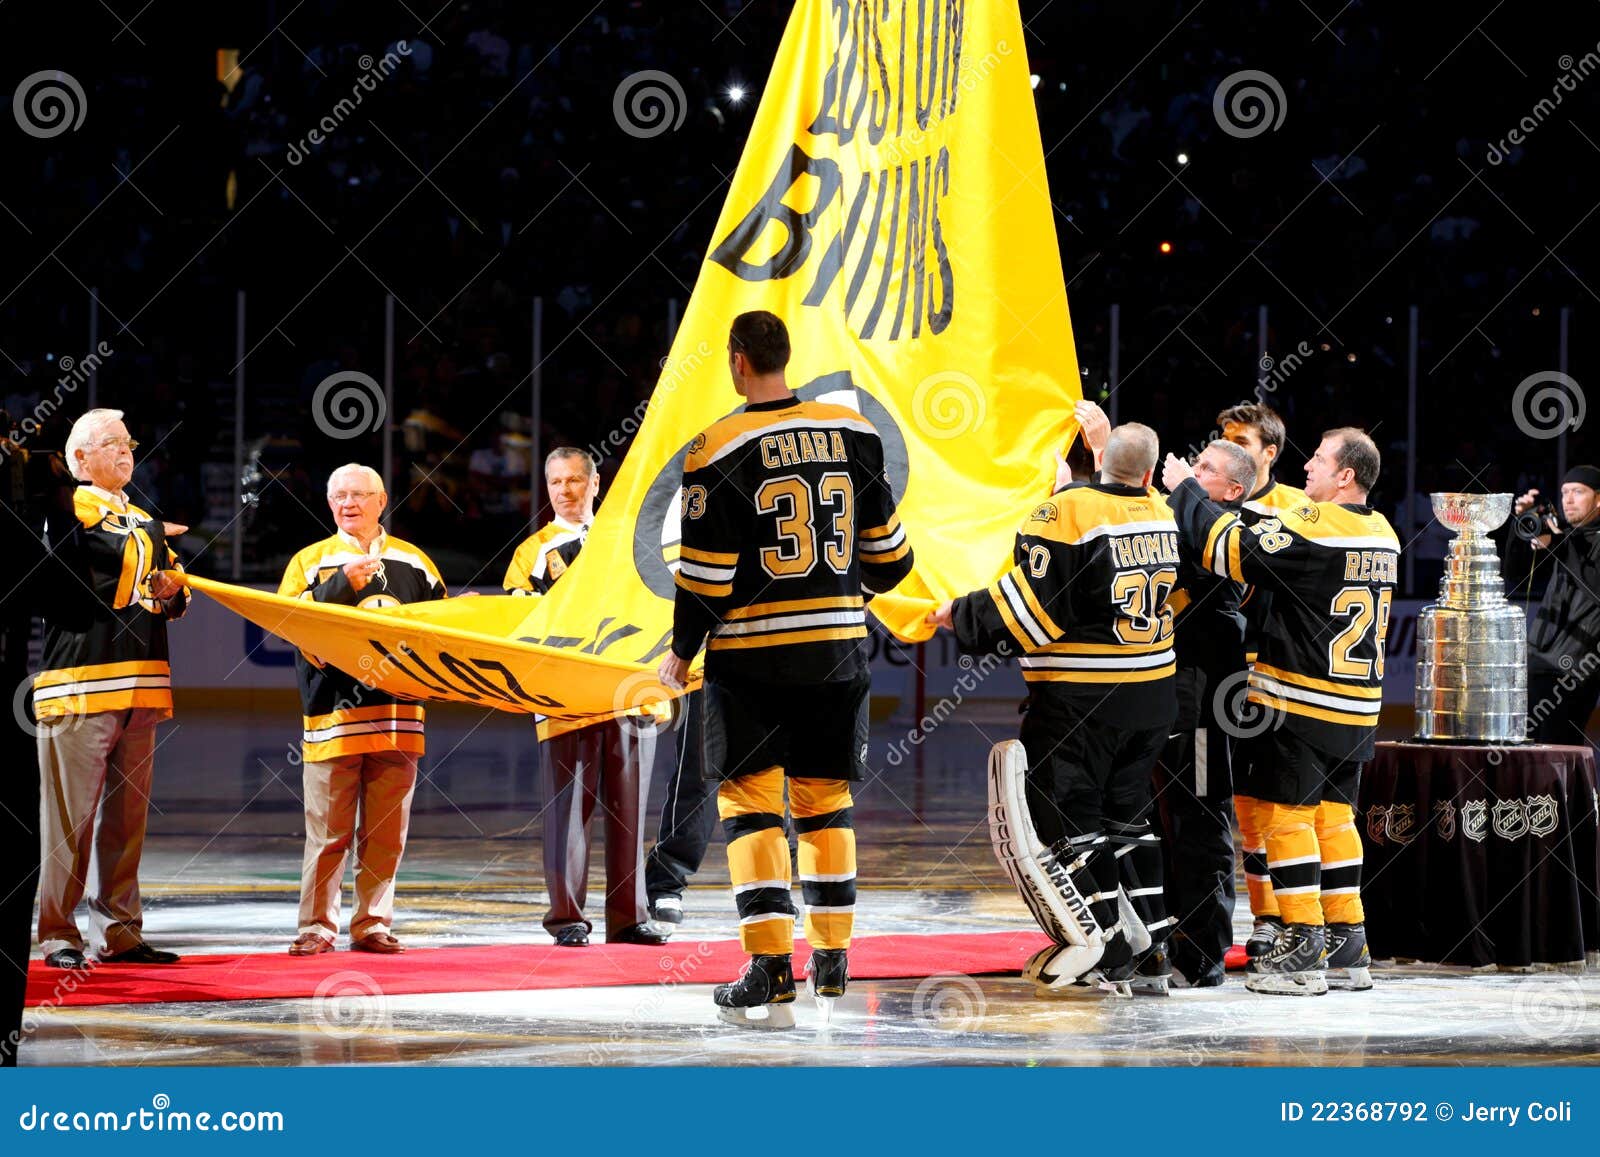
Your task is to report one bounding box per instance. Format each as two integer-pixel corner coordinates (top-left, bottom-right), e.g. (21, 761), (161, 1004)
(278, 464), (445, 955)
(35, 408), (188, 969)
(930, 423), (1180, 996)
(1163, 428), (1398, 995)
(505, 448), (667, 948)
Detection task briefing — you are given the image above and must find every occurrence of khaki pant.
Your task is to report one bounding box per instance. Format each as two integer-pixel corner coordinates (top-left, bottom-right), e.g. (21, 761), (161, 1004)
(37, 708), (162, 957)
(299, 749), (418, 941)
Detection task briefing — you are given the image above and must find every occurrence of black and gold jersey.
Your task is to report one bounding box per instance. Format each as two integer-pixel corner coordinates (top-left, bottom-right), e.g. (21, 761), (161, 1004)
(951, 481), (1179, 726)
(1169, 478), (1399, 760)
(670, 395), (913, 685)
(504, 518), (587, 595)
(1238, 477), (1309, 663)
(278, 530), (446, 761)
(35, 486), (188, 721)
(1169, 506), (1246, 673)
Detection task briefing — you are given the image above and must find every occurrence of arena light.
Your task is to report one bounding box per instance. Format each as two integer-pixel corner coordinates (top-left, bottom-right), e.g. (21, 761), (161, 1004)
(1176, 152), (1189, 165)
(1030, 74), (1041, 90)
(726, 84), (746, 104)
(1158, 240), (1173, 255)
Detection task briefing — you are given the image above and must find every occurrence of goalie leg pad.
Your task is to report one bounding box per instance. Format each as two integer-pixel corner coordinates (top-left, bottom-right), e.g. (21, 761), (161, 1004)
(988, 741), (1106, 953)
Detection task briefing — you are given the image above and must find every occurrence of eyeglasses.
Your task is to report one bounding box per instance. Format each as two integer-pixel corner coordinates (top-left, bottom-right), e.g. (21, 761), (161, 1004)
(97, 437), (139, 452)
(329, 490), (379, 503)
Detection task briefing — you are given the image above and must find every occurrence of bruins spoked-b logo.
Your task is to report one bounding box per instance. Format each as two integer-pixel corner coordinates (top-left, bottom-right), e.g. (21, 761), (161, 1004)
(1461, 799), (1488, 843)
(1030, 502), (1058, 525)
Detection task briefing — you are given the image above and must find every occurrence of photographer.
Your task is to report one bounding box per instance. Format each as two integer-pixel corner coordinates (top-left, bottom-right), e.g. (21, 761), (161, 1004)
(1507, 466), (1600, 745)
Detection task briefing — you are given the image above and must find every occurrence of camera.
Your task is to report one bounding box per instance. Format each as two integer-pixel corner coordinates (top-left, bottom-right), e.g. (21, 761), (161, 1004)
(1513, 502), (1561, 542)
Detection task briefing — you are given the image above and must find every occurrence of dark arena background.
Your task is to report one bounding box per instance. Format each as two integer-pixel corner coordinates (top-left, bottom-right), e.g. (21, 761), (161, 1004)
(1, 0), (1598, 1087)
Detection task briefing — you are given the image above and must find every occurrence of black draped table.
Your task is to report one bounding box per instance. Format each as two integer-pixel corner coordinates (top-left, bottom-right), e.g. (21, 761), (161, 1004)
(1359, 740), (1600, 969)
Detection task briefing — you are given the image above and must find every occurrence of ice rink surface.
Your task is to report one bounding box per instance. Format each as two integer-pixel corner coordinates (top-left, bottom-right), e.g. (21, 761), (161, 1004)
(19, 706), (1600, 1066)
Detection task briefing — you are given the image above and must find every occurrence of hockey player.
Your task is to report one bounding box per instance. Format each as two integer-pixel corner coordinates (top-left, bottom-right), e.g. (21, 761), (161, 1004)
(930, 424), (1180, 995)
(1217, 402), (1309, 960)
(1162, 427), (1397, 995)
(658, 311), (913, 1027)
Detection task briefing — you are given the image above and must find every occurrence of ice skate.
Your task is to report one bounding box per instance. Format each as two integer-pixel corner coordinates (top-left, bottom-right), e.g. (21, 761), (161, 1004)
(1245, 923), (1328, 996)
(1081, 928), (1136, 998)
(1129, 943), (1173, 996)
(1325, 922), (1373, 991)
(806, 948), (848, 1022)
(1245, 916), (1285, 960)
(714, 954), (797, 1029)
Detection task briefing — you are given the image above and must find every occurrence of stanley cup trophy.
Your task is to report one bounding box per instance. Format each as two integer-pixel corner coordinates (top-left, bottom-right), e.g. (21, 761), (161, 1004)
(1413, 493), (1527, 742)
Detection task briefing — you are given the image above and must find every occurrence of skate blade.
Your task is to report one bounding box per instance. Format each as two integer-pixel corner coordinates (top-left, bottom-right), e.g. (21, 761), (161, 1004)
(1328, 966), (1373, 991)
(1245, 971), (1329, 997)
(1130, 976), (1171, 997)
(813, 994), (838, 1023)
(716, 1002), (797, 1030)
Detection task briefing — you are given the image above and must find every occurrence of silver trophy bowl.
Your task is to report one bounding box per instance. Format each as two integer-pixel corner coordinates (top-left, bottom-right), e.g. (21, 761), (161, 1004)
(1414, 492), (1527, 742)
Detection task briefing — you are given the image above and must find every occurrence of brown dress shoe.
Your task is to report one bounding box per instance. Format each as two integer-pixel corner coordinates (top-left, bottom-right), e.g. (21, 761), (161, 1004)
(289, 933), (335, 956)
(352, 932), (406, 954)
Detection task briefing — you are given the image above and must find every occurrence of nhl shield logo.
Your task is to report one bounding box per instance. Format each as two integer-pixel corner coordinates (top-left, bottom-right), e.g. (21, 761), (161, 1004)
(1433, 800), (1457, 842)
(1386, 803), (1418, 845)
(1365, 805), (1389, 845)
(1525, 793), (1559, 838)
(1492, 799), (1529, 841)
(1461, 799), (1488, 843)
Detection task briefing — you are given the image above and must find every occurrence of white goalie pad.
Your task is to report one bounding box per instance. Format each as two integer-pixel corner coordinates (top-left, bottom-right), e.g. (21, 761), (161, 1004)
(987, 740), (1106, 954)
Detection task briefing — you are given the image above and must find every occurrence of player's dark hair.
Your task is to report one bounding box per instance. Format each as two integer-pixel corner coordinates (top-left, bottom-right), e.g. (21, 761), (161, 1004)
(729, 311), (790, 375)
(1325, 427), (1380, 493)
(1216, 402), (1286, 457)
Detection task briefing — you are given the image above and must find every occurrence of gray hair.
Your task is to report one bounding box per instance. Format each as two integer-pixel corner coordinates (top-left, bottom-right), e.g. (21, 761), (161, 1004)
(1101, 423), (1160, 485)
(65, 408), (126, 481)
(545, 446), (596, 478)
(326, 462), (386, 495)
(1205, 438), (1257, 496)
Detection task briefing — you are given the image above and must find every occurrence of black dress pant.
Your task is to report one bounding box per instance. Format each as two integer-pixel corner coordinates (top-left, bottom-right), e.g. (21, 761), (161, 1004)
(541, 718), (655, 938)
(643, 693), (717, 902)
(1153, 665), (1238, 983)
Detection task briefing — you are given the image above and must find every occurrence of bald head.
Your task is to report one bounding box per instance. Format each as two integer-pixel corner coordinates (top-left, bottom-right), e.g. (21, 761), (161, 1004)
(1101, 423), (1160, 486)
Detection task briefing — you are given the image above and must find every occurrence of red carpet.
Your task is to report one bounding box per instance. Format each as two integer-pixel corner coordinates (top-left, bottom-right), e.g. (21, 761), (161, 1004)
(25, 931), (1051, 1009)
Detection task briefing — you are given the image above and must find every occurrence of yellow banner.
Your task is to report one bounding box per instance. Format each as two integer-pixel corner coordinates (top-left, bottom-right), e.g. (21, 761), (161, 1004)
(526, 0), (1080, 656)
(193, 0), (1081, 716)
(187, 577), (688, 722)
